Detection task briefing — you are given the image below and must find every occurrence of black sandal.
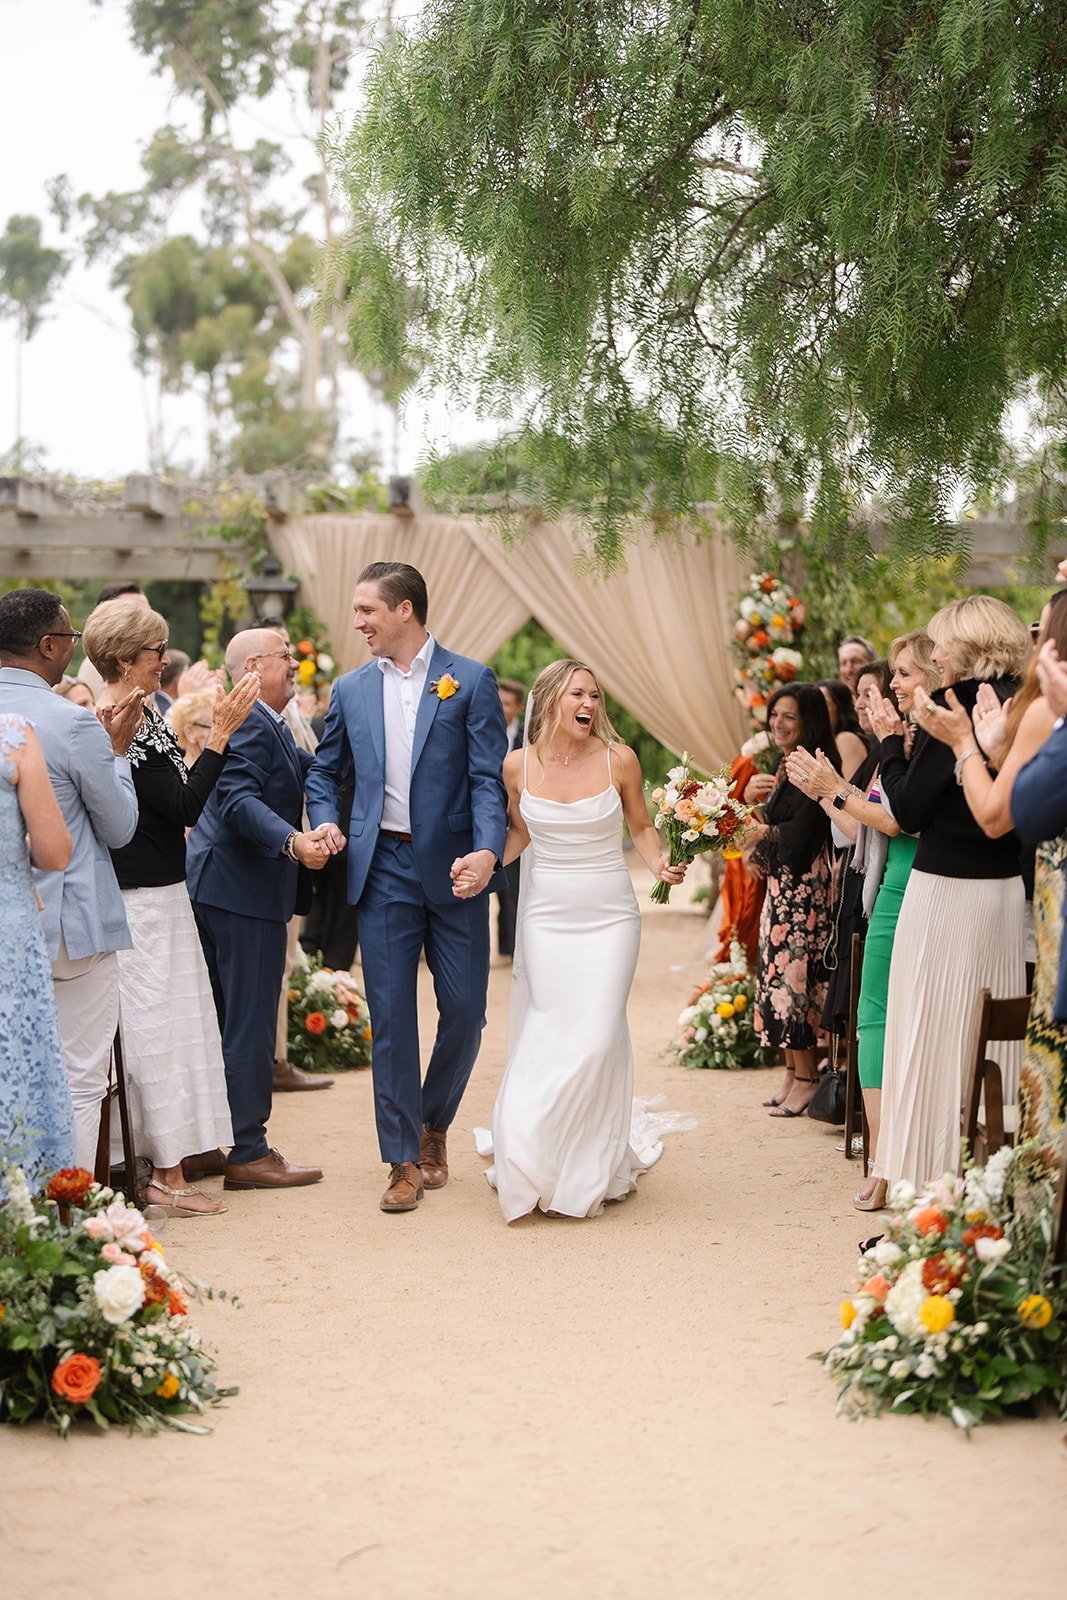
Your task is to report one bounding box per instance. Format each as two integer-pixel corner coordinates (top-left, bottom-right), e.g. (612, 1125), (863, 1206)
(768, 1074), (818, 1118)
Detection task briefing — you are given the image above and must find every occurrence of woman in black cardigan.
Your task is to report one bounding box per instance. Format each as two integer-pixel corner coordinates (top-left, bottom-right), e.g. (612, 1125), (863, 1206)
(747, 684), (841, 1117)
(82, 599), (258, 1216)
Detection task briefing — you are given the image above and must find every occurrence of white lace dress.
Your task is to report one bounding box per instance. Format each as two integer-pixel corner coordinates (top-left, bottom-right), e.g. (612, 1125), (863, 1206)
(477, 748), (694, 1220)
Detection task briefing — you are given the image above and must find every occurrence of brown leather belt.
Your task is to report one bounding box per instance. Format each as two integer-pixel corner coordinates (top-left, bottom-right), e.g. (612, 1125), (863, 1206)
(380, 829), (412, 842)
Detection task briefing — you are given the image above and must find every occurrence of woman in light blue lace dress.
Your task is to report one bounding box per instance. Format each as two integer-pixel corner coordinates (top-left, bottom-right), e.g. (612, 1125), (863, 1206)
(0, 712), (77, 1185)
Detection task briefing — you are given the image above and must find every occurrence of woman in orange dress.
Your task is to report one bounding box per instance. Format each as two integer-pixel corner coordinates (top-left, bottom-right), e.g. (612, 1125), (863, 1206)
(715, 751), (767, 967)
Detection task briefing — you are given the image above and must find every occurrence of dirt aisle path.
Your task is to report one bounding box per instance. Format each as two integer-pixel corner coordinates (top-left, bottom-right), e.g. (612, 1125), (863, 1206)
(3, 893), (1062, 1600)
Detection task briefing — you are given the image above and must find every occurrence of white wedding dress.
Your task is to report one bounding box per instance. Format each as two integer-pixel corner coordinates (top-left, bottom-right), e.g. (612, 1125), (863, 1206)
(476, 746), (694, 1221)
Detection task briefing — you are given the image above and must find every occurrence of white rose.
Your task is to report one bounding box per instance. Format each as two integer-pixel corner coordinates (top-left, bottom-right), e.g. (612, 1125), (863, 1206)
(694, 1026), (708, 1043)
(316, 653), (334, 674)
(973, 1236), (1011, 1263)
(888, 1179), (916, 1211)
(872, 1239), (903, 1268)
(329, 1007), (349, 1030)
(94, 1264), (147, 1325)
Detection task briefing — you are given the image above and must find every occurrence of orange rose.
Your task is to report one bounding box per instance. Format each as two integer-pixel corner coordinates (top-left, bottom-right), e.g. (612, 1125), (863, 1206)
(297, 639), (315, 655)
(862, 1274), (892, 1305)
(139, 1262), (169, 1305)
(45, 1167), (94, 1206)
(759, 575), (777, 593)
(51, 1352), (102, 1404)
(306, 1011), (328, 1035)
(962, 1221), (1005, 1249)
(167, 1287), (188, 1318)
(912, 1207), (949, 1236)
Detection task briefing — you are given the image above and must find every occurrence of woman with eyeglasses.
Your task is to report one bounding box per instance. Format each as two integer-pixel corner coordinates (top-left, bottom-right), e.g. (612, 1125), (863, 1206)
(81, 600), (259, 1217)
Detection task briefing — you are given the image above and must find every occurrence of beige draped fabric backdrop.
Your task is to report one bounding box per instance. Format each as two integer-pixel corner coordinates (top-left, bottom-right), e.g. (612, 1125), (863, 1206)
(271, 513), (749, 771)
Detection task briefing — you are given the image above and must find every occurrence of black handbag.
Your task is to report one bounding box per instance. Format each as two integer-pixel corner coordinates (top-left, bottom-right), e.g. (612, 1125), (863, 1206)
(807, 1034), (847, 1125)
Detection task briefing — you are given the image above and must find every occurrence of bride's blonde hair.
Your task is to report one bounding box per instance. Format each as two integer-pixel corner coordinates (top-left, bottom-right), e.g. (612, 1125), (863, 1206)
(527, 659), (620, 754)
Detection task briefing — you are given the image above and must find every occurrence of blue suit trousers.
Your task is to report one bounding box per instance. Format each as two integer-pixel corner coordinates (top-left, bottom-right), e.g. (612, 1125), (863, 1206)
(359, 834), (490, 1163)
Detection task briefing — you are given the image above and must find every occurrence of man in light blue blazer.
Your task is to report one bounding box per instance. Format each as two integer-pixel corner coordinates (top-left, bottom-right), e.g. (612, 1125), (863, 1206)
(306, 562), (509, 1213)
(0, 589), (141, 1166)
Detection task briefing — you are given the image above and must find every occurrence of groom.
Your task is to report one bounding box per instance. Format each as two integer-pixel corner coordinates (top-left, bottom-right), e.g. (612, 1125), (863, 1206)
(306, 562), (509, 1212)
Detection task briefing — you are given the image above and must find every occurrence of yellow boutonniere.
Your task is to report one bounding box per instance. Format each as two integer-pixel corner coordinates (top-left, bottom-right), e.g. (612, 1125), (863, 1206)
(430, 673), (459, 700)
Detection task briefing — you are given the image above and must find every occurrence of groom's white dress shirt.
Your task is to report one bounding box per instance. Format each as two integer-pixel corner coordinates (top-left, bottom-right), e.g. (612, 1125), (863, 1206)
(379, 633), (435, 832)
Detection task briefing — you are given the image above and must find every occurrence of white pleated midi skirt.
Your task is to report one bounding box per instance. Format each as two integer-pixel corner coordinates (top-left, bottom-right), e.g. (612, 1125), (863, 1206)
(878, 870), (1025, 1190)
(116, 881), (233, 1168)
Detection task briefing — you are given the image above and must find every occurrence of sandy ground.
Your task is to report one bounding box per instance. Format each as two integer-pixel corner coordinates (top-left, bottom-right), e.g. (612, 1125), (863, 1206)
(2, 884), (1063, 1600)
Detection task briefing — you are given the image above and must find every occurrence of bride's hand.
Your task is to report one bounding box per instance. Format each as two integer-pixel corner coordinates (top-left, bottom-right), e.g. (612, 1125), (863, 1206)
(655, 855), (687, 884)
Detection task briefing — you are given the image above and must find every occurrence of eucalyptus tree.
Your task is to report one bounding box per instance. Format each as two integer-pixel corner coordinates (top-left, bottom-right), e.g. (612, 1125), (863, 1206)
(338, 0), (1067, 566)
(0, 215), (68, 470)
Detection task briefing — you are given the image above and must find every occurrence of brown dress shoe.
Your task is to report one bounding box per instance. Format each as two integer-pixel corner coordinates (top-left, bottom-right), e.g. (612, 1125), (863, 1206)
(181, 1147), (227, 1181)
(380, 1161), (424, 1213)
(223, 1148), (324, 1190)
(273, 1059), (334, 1091)
(418, 1127), (448, 1189)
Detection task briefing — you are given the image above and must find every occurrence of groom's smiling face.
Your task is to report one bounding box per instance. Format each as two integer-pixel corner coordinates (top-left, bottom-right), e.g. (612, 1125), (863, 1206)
(353, 580), (412, 660)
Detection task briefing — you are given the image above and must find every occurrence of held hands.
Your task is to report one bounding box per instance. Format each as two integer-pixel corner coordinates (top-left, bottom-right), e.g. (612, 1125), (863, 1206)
(1037, 638), (1067, 721)
(450, 849), (497, 899)
(209, 671), (260, 745)
(912, 686), (975, 753)
(97, 687), (144, 757)
(291, 824), (347, 870)
(868, 690), (905, 743)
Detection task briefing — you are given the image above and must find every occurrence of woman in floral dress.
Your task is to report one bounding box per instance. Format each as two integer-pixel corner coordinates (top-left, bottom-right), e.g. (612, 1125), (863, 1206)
(748, 685), (839, 1118)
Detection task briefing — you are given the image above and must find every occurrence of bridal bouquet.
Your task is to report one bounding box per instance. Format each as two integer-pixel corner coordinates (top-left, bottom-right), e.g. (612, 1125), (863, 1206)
(288, 954), (372, 1072)
(819, 1147), (1067, 1430)
(0, 1165), (235, 1436)
(669, 945), (770, 1069)
(648, 754), (752, 904)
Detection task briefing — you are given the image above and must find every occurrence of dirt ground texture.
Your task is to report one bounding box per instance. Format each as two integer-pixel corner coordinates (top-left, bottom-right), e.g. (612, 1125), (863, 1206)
(2, 890), (1063, 1600)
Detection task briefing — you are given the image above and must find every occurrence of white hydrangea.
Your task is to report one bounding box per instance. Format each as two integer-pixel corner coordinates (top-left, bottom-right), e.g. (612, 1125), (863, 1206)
(872, 1238), (904, 1268)
(884, 1260), (928, 1339)
(306, 971), (338, 995)
(888, 1179), (916, 1211)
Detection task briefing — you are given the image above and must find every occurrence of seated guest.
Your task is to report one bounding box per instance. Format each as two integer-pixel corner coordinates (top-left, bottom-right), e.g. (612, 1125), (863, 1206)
(54, 675), (96, 710)
(170, 690), (217, 767)
(0, 588), (140, 1167)
(818, 679), (869, 779)
(917, 591), (1067, 1174)
(747, 684), (840, 1117)
(83, 599), (260, 1216)
(0, 713), (76, 1187)
(875, 596), (1029, 1192)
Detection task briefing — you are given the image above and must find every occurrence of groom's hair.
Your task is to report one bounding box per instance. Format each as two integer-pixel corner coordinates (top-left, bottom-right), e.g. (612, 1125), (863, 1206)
(358, 562), (428, 626)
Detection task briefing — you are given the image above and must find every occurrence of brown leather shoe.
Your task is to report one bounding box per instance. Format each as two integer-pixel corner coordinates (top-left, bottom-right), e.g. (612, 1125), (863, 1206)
(223, 1148), (324, 1189)
(418, 1127), (448, 1189)
(273, 1059), (334, 1091)
(181, 1148), (227, 1181)
(380, 1161), (424, 1213)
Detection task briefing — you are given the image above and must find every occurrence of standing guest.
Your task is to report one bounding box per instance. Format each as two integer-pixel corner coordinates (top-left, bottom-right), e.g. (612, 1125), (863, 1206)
(82, 600), (260, 1217)
(0, 714), (76, 1187)
(715, 745), (767, 968)
(837, 636), (877, 691)
(916, 594), (1067, 1174)
(257, 615), (332, 1095)
(746, 684), (841, 1118)
(301, 684), (361, 973)
(306, 562), (509, 1214)
(155, 648), (189, 714)
(874, 596), (1029, 1192)
(187, 629), (334, 1191)
(495, 677), (526, 961)
(76, 582), (150, 701)
(818, 679), (869, 779)
(169, 691), (217, 766)
(0, 589), (142, 1168)
(54, 676), (96, 710)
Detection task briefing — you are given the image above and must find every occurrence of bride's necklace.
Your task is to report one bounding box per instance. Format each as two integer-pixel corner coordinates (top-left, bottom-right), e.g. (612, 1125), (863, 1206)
(547, 743), (585, 766)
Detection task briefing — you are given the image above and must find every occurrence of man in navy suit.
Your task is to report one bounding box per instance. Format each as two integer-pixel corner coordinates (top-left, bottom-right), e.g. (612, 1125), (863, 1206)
(306, 562), (509, 1213)
(1012, 637), (1067, 1024)
(187, 628), (335, 1189)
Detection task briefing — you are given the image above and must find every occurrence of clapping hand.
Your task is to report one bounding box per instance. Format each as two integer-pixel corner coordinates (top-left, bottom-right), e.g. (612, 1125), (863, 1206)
(972, 681), (1010, 763)
(1037, 638), (1067, 720)
(177, 658), (226, 697)
(97, 687), (144, 757)
(208, 671), (260, 744)
(785, 745), (838, 799)
(912, 685), (974, 751)
(868, 690), (905, 743)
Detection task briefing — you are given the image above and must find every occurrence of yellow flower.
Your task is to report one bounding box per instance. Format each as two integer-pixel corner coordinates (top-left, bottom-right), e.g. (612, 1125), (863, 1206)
(155, 1373), (180, 1399)
(430, 673), (459, 700)
(297, 657), (317, 684)
(716, 1002), (735, 1019)
(732, 994), (748, 1012)
(363, 1025), (372, 1040)
(287, 988), (300, 1003)
(965, 1209), (988, 1224)
(919, 1295), (955, 1334)
(771, 613), (786, 626)
(0, 1303), (6, 1322)
(1018, 1294), (1053, 1330)
(840, 1299), (856, 1330)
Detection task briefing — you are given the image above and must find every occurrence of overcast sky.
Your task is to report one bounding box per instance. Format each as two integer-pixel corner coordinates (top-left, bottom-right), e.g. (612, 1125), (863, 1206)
(0, 0), (472, 481)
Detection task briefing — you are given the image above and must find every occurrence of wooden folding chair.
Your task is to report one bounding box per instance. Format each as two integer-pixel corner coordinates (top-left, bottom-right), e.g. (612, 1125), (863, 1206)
(93, 1024), (140, 1201)
(960, 989), (1031, 1169)
(842, 933), (867, 1164)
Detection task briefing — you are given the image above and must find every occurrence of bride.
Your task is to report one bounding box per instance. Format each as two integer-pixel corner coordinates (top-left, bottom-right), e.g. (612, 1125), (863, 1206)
(456, 659), (688, 1221)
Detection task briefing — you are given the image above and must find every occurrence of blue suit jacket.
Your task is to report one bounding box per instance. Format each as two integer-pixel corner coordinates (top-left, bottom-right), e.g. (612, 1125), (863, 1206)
(305, 641), (508, 906)
(186, 700), (313, 923)
(0, 666), (137, 961)
(1011, 718), (1067, 1022)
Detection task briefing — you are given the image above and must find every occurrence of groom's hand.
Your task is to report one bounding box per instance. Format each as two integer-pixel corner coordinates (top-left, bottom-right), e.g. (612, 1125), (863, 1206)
(292, 830), (335, 870)
(450, 849), (496, 898)
(307, 822), (346, 856)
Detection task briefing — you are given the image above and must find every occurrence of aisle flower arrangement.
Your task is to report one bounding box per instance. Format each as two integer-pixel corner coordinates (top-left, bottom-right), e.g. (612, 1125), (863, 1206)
(820, 1148), (1067, 1430)
(287, 954), (372, 1072)
(731, 572), (805, 728)
(0, 1165), (234, 1436)
(648, 754), (752, 904)
(670, 945), (770, 1069)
